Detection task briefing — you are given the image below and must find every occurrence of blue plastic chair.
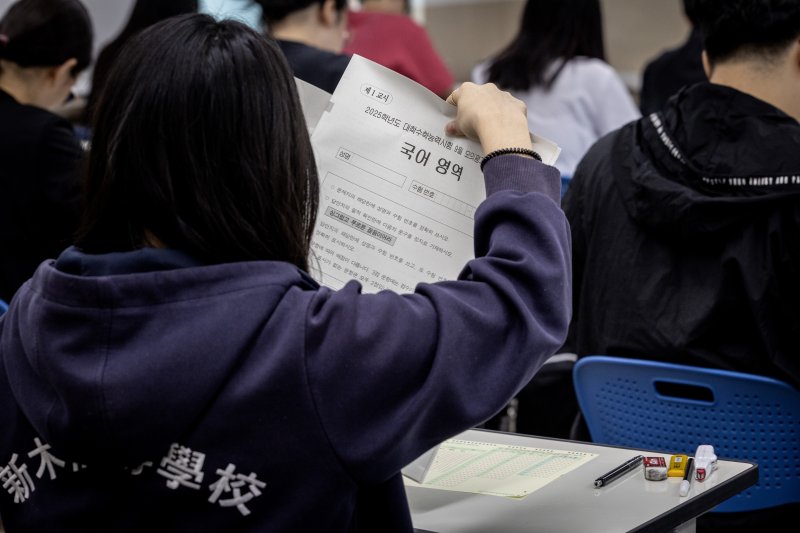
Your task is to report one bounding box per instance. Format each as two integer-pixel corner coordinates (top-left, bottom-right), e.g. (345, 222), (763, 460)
(0, 299), (8, 315)
(573, 355), (800, 513)
(560, 175), (571, 199)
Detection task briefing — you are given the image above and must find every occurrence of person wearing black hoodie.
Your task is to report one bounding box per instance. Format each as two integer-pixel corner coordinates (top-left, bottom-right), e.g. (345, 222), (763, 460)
(562, 0), (800, 529)
(639, 0), (707, 115)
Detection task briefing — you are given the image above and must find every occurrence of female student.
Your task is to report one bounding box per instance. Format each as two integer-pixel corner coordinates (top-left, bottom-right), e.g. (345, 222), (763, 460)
(0, 0), (92, 303)
(85, 0), (198, 125)
(0, 13), (570, 532)
(472, 0), (639, 179)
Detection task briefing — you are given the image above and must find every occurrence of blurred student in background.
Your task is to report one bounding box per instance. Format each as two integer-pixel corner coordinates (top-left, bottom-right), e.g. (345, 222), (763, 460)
(258, 0), (351, 93)
(85, 0), (198, 125)
(0, 0), (92, 304)
(563, 3), (800, 527)
(564, 0), (800, 395)
(471, 0), (639, 179)
(345, 0), (454, 98)
(639, 0), (707, 115)
(0, 12), (571, 531)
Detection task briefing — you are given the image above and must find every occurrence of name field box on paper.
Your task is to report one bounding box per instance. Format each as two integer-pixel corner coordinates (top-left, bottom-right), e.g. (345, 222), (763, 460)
(336, 147), (407, 188)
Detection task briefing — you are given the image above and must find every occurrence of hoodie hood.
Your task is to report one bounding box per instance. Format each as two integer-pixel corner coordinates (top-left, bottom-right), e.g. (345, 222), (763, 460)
(614, 82), (800, 240)
(562, 80), (800, 387)
(0, 247), (317, 466)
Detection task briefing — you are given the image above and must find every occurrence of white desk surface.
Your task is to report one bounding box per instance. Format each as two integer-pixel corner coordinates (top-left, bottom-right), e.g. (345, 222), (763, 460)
(406, 429), (757, 533)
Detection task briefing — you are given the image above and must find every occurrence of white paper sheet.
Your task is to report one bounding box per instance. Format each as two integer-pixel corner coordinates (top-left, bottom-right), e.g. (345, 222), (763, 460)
(308, 55), (559, 292)
(295, 78), (332, 135)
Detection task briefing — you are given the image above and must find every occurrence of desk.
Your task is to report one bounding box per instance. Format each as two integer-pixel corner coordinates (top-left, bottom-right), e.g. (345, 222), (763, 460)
(406, 429), (757, 533)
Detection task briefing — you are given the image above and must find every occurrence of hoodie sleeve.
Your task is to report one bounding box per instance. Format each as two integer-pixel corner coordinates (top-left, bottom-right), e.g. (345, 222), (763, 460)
(304, 156), (571, 484)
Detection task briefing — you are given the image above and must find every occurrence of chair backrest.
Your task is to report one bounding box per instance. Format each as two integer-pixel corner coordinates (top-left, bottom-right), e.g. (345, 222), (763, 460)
(0, 299), (8, 315)
(573, 355), (800, 513)
(560, 175), (571, 199)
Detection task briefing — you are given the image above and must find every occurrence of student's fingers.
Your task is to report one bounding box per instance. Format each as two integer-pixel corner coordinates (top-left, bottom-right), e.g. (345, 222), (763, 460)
(445, 82), (482, 139)
(445, 86), (461, 106)
(445, 83), (532, 153)
(445, 86), (464, 136)
(445, 120), (462, 136)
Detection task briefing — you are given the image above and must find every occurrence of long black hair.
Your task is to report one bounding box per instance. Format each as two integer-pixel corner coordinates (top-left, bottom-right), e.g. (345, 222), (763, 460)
(0, 0), (92, 75)
(77, 14), (319, 271)
(87, 0), (197, 122)
(486, 0), (605, 91)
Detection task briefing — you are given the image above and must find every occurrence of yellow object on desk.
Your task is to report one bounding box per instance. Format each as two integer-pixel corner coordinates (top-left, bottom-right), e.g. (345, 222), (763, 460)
(668, 454), (690, 477)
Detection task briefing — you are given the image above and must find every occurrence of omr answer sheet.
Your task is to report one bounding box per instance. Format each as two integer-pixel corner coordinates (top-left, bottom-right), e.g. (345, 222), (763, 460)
(403, 439), (597, 499)
(306, 55), (559, 292)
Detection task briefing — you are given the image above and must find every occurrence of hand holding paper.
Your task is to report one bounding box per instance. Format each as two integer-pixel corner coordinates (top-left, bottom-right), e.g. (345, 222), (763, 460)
(305, 55), (561, 293)
(444, 82), (533, 154)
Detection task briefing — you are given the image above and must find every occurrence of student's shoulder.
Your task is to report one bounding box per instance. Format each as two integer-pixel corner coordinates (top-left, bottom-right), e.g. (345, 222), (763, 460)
(0, 96), (77, 153)
(566, 57), (623, 82)
(0, 93), (63, 132)
(575, 119), (638, 183)
(279, 40), (344, 63)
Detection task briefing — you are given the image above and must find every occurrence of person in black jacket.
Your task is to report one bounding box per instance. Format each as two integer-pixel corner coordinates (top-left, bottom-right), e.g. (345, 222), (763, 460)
(639, 0), (707, 115)
(562, 0), (800, 529)
(0, 0), (93, 303)
(257, 0), (351, 93)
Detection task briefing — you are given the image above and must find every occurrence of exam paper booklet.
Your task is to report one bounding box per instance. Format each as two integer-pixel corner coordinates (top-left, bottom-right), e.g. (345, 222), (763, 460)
(302, 55), (560, 292)
(402, 439), (597, 499)
(295, 78), (330, 136)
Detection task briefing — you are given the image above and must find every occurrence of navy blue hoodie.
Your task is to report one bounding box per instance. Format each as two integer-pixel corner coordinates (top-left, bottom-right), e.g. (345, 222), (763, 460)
(0, 156), (570, 532)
